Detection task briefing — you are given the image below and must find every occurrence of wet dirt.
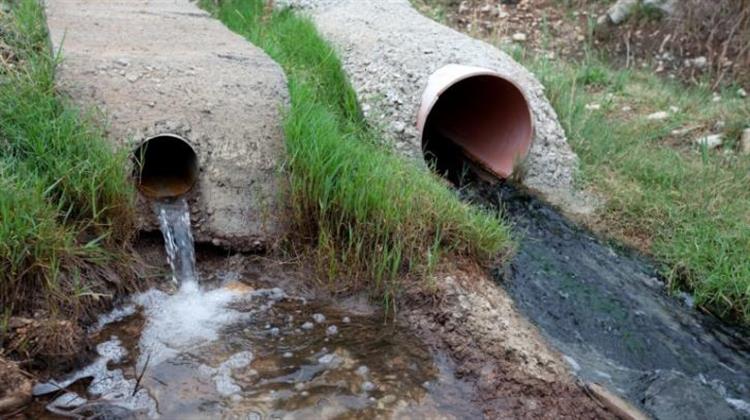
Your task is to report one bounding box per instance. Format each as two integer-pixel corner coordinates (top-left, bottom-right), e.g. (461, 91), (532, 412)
(21, 255), (481, 419)
(462, 180), (750, 420)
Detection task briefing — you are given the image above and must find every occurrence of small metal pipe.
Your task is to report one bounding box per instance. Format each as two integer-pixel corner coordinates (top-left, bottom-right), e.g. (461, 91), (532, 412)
(133, 134), (198, 199)
(417, 64), (534, 181)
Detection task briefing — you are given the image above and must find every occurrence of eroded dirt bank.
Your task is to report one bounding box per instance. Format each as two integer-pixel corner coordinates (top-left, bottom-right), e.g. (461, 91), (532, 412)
(45, 0), (289, 251)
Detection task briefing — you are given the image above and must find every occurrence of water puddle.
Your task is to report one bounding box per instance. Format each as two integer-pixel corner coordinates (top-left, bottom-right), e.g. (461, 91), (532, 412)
(468, 183), (750, 420)
(28, 198), (478, 419)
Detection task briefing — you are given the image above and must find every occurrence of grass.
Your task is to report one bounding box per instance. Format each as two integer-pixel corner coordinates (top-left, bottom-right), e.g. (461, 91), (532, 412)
(202, 0), (512, 308)
(0, 0), (137, 326)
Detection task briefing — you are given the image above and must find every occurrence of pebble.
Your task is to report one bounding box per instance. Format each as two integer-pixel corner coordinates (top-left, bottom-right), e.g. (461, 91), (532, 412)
(326, 325), (338, 336)
(301, 321), (314, 330)
(621, 105), (632, 112)
(585, 103), (601, 111)
(694, 134), (723, 150)
(318, 354), (336, 364)
(738, 88), (748, 98)
(740, 128), (750, 155)
(269, 327), (280, 336)
(356, 365), (370, 377)
(362, 381), (377, 392)
(283, 352), (293, 358)
(646, 111), (669, 121)
(312, 313), (326, 323)
(511, 32), (527, 42)
(685, 56), (707, 68)
(342, 316), (351, 323)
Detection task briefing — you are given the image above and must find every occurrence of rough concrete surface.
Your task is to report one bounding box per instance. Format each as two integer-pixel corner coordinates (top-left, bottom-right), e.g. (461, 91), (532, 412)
(45, 0), (289, 251)
(279, 0), (594, 214)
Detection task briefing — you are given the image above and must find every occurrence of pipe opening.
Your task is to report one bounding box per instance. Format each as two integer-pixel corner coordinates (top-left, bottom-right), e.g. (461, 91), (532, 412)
(133, 134), (198, 199)
(421, 73), (533, 184)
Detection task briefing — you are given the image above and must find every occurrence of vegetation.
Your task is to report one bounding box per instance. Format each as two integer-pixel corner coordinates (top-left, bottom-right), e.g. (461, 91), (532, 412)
(0, 0), (137, 326)
(203, 0), (512, 307)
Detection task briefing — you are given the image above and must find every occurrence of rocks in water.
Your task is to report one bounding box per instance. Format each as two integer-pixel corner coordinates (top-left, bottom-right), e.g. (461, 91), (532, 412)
(635, 370), (740, 420)
(740, 128), (750, 155)
(694, 134), (724, 150)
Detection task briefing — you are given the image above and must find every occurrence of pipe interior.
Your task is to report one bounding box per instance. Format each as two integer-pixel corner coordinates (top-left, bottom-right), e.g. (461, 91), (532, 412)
(133, 134), (198, 199)
(422, 75), (533, 184)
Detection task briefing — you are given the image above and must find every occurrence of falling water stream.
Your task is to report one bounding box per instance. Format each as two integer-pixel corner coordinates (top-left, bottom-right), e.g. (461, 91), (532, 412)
(29, 198), (477, 419)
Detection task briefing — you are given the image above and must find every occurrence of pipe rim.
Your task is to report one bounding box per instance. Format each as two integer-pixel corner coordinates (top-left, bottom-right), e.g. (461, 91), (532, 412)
(133, 133), (198, 199)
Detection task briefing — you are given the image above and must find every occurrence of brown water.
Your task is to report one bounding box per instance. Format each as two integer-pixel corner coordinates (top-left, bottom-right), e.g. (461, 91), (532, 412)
(27, 196), (478, 419)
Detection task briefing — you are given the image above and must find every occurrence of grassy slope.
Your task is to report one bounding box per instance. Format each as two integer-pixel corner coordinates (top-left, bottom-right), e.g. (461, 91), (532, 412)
(203, 0), (512, 307)
(0, 0), (136, 324)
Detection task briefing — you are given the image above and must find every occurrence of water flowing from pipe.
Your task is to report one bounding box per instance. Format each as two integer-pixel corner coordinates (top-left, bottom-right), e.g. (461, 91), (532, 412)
(154, 197), (197, 288)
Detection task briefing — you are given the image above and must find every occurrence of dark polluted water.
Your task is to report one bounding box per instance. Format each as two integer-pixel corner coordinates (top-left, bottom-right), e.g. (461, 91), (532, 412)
(466, 182), (750, 420)
(27, 199), (479, 419)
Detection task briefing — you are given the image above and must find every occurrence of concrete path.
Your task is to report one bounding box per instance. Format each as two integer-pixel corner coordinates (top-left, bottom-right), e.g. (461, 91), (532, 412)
(45, 0), (289, 251)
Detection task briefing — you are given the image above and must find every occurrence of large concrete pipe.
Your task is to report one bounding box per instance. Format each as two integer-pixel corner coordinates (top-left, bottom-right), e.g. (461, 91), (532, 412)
(279, 0), (591, 213)
(45, 0), (289, 250)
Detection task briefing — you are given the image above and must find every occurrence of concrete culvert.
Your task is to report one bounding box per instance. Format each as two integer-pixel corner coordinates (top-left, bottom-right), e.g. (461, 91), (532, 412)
(133, 134), (198, 199)
(45, 0), (289, 251)
(418, 65), (533, 183)
(278, 0), (596, 214)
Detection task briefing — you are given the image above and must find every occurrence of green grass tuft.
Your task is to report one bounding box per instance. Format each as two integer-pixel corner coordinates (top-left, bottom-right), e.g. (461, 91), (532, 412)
(203, 0), (512, 306)
(0, 0), (137, 322)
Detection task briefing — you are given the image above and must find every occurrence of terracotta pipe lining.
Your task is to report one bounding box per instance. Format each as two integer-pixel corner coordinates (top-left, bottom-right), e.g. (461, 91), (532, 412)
(418, 65), (533, 182)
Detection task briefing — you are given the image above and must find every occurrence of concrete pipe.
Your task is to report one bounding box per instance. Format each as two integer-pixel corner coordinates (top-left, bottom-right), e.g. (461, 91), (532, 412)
(279, 0), (592, 213)
(45, 0), (290, 251)
(133, 134), (199, 199)
(417, 64), (533, 183)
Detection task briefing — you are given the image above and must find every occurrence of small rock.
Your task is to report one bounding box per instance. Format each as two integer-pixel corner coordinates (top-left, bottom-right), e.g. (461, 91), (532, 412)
(740, 128), (750, 155)
(326, 325), (338, 336)
(391, 121), (405, 133)
(362, 381), (377, 392)
(356, 365), (370, 377)
(585, 103), (601, 111)
(685, 56), (707, 69)
(114, 57), (129, 67)
(511, 32), (527, 42)
(312, 313), (326, 323)
(301, 321), (314, 330)
(607, 0), (637, 25)
(342, 316), (351, 324)
(712, 93), (721, 103)
(318, 354), (336, 364)
(668, 106), (679, 113)
(621, 105), (632, 112)
(269, 327), (280, 336)
(125, 73), (140, 83)
(283, 352), (293, 358)
(737, 88), (747, 98)
(646, 111), (669, 121)
(694, 134), (723, 150)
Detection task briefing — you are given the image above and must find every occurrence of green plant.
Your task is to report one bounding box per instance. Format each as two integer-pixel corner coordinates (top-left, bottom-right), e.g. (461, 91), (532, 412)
(204, 0), (512, 309)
